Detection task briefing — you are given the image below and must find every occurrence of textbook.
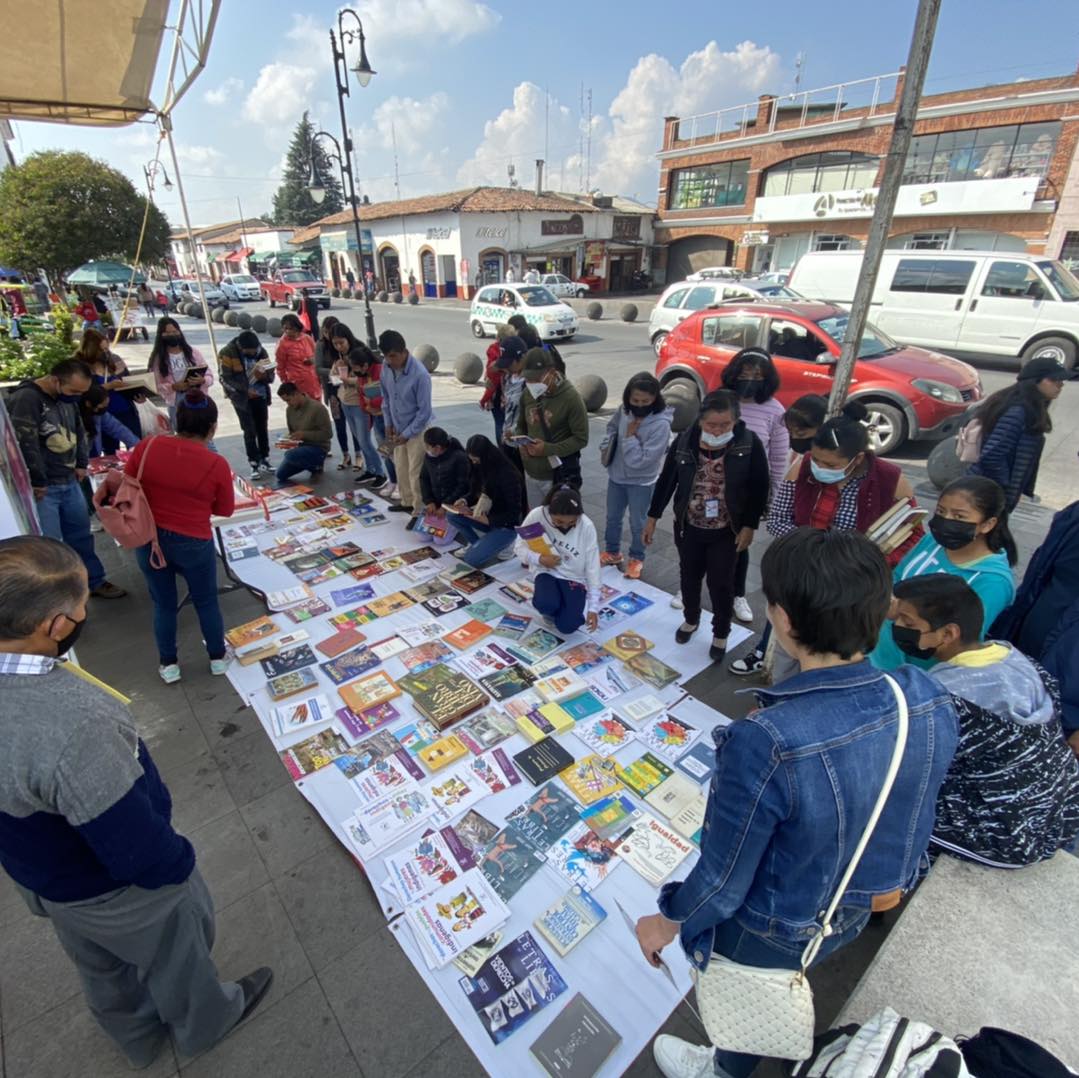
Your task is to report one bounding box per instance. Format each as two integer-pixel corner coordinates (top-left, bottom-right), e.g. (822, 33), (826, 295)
(534, 888), (607, 956)
(513, 737), (575, 787)
(559, 755), (622, 807)
(615, 752), (673, 798)
(407, 869), (511, 970)
(574, 713), (635, 755)
(338, 671), (401, 713)
(443, 619), (493, 650)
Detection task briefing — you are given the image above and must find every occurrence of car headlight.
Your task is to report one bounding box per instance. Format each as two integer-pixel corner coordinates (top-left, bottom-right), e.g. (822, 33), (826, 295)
(911, 378), (963, 404)
(543, 314), (557, 322)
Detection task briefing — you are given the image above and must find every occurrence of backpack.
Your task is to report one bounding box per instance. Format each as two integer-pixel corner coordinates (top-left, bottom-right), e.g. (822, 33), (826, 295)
(958, 1027), (1075, 1077)
(92, 436), (165, 568)
(956, 416), (983, 463)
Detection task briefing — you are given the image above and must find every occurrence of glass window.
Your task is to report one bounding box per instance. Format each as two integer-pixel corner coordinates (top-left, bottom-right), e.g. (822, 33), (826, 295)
(903, 122), (1058, 184)
(905, 232), (951, 250)
(815, 234), (853, 252)
(684, 286), (719, 311)
(477, 287), (501, 303)
(518, 286), (558, 307)
(927, 260), (976, 294)
(816, 315), (898, 359)
(768, 318), (829, 362)
(1009, 122), (1059, 178)
(761, 151), (880, 197)
(701, 313), (762, 349)
(762, 161), (791, 197)
(662, 287), (690, 309)
(890, 259), (934, 292)
(669, 160), (750, 209)
(1039, 261), (1079, 302)
(981, 261), (1046, 299)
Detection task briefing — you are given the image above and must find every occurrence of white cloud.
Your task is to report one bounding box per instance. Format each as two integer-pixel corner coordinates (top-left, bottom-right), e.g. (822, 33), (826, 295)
(174, 144), (224, 168)
(241, 63), (318, 129)
(364, 91), (450, 155)
(353, 0), (499, 50)
(203, 77), (244, 107)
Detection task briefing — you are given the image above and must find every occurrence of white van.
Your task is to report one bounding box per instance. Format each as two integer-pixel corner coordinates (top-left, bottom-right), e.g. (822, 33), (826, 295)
(469, 284), (578, 340)
(788, 251), (1079, 369)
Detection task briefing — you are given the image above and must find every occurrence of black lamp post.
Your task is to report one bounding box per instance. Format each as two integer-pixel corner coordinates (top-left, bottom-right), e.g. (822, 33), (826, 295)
(143, 160), (175, 297)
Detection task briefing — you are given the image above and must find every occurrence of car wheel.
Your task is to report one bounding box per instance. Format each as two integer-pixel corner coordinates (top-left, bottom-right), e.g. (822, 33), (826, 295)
(863, 401), (907, 455)
(1022, 335), (1077, 371)
(651, 331), (669, 358)
(576, 288), (587, 298)
(471, 320), (486, 339)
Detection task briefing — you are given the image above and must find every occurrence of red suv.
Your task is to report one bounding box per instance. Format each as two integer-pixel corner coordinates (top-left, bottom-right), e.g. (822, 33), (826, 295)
(655, 301), (982, 454)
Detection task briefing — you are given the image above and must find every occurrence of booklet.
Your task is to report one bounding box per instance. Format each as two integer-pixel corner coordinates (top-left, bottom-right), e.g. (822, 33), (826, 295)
(383, 827), (478, 905)
(579, 794), (641, 843)
(529, 993), (621, 1078)
(617, 813), (693, 886)
(574, 714), (636, 755)
(534, 889), (607, 957)
(615, 752), (673, 798)
(638, 713), (702, 763)
(559, 755), (622, 807)
(546, 821), (621, 892)
(350, 752), (423, 807)
(407, 868), (511, 970)
(675, 740), (717, 785)
(342, 788), (444, 861)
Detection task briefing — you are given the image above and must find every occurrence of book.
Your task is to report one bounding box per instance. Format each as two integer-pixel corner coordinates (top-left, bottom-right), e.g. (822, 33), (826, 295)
(866, 498), (929, 549)
(350, 752), (424, 806)
(499, 580), (535, 605)
(675, 740), (717, 785)
(617, 813), (693, 885)
(342, 789), (442, 860)
(574, 713), (636, 755)
(260, 644), (318, 679)
(367, 592), (415, 618)
(638, 713), (701, 762)
(280, 728), (350, 779)
(283, 596), (331, 623)
(470, 748), (522, 793)
(338, 671), (400, 712)
(558, 642), (610, 674)
(505, 782), (580, 850)
(383, 826), (478, 905)
(529, 993), (621, 1078)
(601, 631), (653, 662)
(329, 582), (376, 607)
(580, 794), (641, 842)
(236, 640), (281, 667)
(618, 693), (667, 724)
(615, 752), (673, 797)
(399, 640), (454, 673)
(444, 566), (495, 595)
(396, 560), (442, 585)
(529, 653), (568, 678)
(452, 931), (503, 978)
(368, 635), (409, 661)
(502, 690), (542, 720)
(625, 652), (681, 690)
(335, 701), (399, 741)
(281, 551), (331, 575)
(401, 666), (489, 730)
(319, 646), (381, 685)
(418, 734), (470, 772)
(429, 766), (489, 815)
(669, 794), (707, 845)
(517, 705), (574, 744)
(459, 931), (568, 1044)
(443, 619), (493, 650)
(515, 521), (554, 557)
(534, 889), (607, 957)
(270, 694), (334, 738)
(479, 665), (536, 702)
(456, 709), (517, 755)
(644, 771), (703, 820)
(508, 628), (565, 665)
(534, 670), (588, 704)
(400, 544), (442, 566)
(403, 578), (450, 602)
(399, 621), (450, 646)
(588, 664), (642, 702)
(225, 616), (280, 655)
(331, 730), (403, 779)
(407, 868), (511, 970)
(453, 642), (519, 680)
(315, 626), (368, 659)
(478, 828), (547, 901)
(546, 822), (621, 891)
(609, 591), (654, 616)
(267, 667), (319, 701)
(358, 513), (389, 528)
(464, 597), (507, 623)
(493, 612), (531, 639)
(559, 755), (622, 807)
(423, 590), (470, 616)
(453, 809), (500, 857)
(330, 607), (378, 631)
(513, 737), (575, 787)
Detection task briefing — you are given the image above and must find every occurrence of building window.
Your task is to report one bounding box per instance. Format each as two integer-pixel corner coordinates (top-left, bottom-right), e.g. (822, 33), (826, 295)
(902, 121), (1060, 185)
(1060, 231), (1079, 268)
(905, 231), (951, 250)
(761, 152), (880, 197)
(669, 160), (750, 209)
(814, 234), (854, 252)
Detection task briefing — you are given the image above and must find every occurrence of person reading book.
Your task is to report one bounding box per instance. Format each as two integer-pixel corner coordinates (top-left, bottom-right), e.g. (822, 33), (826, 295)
(419, 427), (471, 518)
(514, 486), (601, 635)
(274, 383), (333, 486)
(639, 528), (958, 1078)
(147, 317), (212, 429)
(218, 330), (274, 479)
(273, 314), (321, 399)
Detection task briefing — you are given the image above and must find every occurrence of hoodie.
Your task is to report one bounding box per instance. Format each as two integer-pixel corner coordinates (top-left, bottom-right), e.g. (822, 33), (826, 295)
(419, 439), (471, 507)
(514, 505), (602, 612)
(7, 379), (88, 487)
(515, 376), (588, 481)
(603, 406), (673, 486)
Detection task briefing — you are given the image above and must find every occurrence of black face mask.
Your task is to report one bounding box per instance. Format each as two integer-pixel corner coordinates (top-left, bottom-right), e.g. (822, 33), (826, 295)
(737, 379), (763, 399)
(928, 514), (978, 551)
(790, 436), (814, 454)
(628, 404), (652, 418)
(53, 614), (86, 657)
(892, 623), (937, 661)
(162, 335), (182, 347)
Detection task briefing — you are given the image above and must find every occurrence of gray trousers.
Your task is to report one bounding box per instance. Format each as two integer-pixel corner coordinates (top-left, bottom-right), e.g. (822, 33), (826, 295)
(21, 869), (243, 1062)
(524, 472), (552, 512)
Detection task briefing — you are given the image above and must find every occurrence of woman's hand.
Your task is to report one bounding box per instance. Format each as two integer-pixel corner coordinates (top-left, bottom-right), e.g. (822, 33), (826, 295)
(627, 417), (642, 438)
(472, 511), (489, 526)
(539, 552), (561, 569)
(642, 517), (657, 546)
(425, 502), (440, 517)
(635, 913), (679, 968)
(586, 611), (599, 632)
(735, 526), (755, 553)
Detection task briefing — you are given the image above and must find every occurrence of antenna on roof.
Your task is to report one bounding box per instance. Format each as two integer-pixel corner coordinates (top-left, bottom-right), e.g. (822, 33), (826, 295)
(507, 162), (518, 188)
(390, 119), (401, 201)
(585, 88), (593, 192)
(794, 52), (807, 91)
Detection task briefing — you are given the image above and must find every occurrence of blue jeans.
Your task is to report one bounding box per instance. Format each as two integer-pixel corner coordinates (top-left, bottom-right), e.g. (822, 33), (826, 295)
(135, 528), (225, 665)
(492, 402), (505, 446)
(533, 572), (587, 635)
(38, 480), (106, 589)
(343, 405), (385, 477)
(445, 513), (515, 566)
(604, 479), (653, 561)
(372, 414), (397, 483)
(275, 443), (328, 484)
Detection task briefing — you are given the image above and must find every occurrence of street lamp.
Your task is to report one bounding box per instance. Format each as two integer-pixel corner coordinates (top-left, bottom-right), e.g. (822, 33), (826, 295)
(328, 7), (378, 349)
(143, 160), (175, 295)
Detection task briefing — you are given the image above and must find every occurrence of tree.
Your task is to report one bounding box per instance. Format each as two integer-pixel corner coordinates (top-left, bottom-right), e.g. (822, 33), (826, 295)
(271, 111), (345, 226)
(0, 151), (171, 281)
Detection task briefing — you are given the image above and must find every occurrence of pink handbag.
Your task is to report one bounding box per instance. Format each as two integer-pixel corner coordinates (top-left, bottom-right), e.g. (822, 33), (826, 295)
(92, 436), (166, 567)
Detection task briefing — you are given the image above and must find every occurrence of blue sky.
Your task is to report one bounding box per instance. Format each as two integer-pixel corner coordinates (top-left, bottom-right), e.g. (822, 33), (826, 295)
(10, 0), (1078, 226)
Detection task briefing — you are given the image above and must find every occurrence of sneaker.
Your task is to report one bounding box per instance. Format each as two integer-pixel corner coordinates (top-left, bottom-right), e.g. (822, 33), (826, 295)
(497, 547), (515, 561)
(675, 622), (698, 644)
(210, 658), (230, 676)
(600, 551), (623, 568)
(670, 596), (684, 610)
(389, 485), (402, 501)
(260, 458), (272, 472)
(624, 558), (644, 580)
(404, 515), (419, 531)
(248, 464), (263, 480)
(355, 471), (381, 486)
(452, 545), (475, 561)
(709, 637), (728, 662)
(367, 476), (388, 491)
(653, 1034), (715, 1078)
(729, 650), (765, 676)
(159, 663), (181, 684)
(89, 516), (104, 533)
(90, 581), (127, 599)
(388, 503), (413, 513)
(733, 595), (753, 622)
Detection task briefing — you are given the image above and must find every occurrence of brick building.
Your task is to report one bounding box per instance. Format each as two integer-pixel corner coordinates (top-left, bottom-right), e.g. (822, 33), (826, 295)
(654, 66), (1079, 281)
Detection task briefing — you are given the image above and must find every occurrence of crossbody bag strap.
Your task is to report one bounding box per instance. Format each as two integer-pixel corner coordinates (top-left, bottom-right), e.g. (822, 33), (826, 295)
(800, 673), (909, 971)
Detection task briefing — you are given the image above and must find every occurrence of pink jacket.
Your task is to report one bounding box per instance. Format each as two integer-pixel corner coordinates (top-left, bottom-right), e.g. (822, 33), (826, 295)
(152, 346), (213, 406)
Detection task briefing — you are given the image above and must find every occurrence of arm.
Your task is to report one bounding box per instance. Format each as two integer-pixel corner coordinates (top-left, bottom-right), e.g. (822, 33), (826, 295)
(766, 479), (798, 537)
(742, 436), (770, 529)
(544, 393), (589, 458)
(768, 410), (791, 489)
(646, 442), (679, 520)
(7, 390), (48, 488)
(621, 414), (671, 472)
(399, 369), (433, 441)
(211, 456), (236, 517)
(99, 411), (141, 449)
(380, 370), (396, 432)
(972, 406), (1023, 499)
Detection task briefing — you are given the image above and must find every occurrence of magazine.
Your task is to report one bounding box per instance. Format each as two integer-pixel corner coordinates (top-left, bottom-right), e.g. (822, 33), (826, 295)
(617, 813), (694, 885)
(383, 826), (478, 905)
(280, 728), (350, 779)
(534, 888), (607, 957)
(546, 822), (621, 891)
(406, 868), (511, 970)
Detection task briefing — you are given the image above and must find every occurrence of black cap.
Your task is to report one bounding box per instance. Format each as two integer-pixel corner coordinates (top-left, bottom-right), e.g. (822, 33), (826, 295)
(495, 335), (528, 370)
(1017, 355), (1068, 383)
(522, 348), (553, 380)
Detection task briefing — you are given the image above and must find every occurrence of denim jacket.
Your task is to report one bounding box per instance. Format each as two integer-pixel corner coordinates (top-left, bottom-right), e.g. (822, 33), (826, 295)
(659, 660), (958, 970)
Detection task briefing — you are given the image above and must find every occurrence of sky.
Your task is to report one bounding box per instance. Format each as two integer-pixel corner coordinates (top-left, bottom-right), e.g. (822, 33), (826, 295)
(10, 0), (1079, 228)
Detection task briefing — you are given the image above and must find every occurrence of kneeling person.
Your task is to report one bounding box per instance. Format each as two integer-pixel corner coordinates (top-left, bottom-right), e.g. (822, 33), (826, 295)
(275, 382), (332, 485)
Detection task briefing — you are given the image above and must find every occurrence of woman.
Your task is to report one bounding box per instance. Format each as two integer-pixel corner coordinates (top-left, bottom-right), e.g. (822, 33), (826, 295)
(514, 485), (601, 635)
(75, 328), (142, 451)
(335, 340), (388, 488)
(871, 475), (1017, 671)
(316, 315), (358, 467)
(446, 434), (527, 567)
(125, 390), (235, 684)
(274, 313), (321, 399)
(419, 427), (471, 514)
(644, 390), (768, 662)
(481, 324), (515, 444)
(510, 318), (566, 374)
(79, 384), (141, 459)
(147, 317), (211, 428)
(720, 348), (790, 623)
(601, 372), (672, 581)
(74, 292), (101, 332)
(496, 335), (529, 476)
(137, 282), (156, 318)
(969, 355), (1066, 512)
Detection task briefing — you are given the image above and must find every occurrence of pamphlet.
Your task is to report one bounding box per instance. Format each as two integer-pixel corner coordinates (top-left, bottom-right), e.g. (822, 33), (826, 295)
(406, 868), (511, 970)
(534, 888), (607, 957)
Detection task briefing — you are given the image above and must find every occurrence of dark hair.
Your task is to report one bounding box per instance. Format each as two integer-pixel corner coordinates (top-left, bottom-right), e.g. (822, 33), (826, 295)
(78, 383), (108, 432)
(424, 427), (451, 448)
(148, 318), (192, 376)
(721, 348), (780, 404)
(320, 314), (340, 340)
(466, 433), (498, 461)
(976, 380), (1052, 439)
(762, 528), (891, 658)
(330, 323), (359, 350)
(814, 399), (869, 459)
(545, 484), (583, 515)
(698, 388), (740, 420)
(507, 314), (530, 336)
(785, 394), (828, 431)
(0, 536), (86, 640)
(938, 475), (1018, 565)
(50, 358), (92, 382)
(893, 575), (985, 645)
(348, 343), (377, 368)
(175, 390), (218, 437)
(73, 328), (108, 365)
(277, 381), (299, 398)
(236, 330), (261, 351)
(280, 313), (303, 332)
(378, 329), (406, 354)
(623, 372), (664, 414)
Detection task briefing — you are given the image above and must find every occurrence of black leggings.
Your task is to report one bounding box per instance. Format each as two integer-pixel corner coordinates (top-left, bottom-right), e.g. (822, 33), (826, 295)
(675, 524), (738, 639)
(733, 546), (749, 598)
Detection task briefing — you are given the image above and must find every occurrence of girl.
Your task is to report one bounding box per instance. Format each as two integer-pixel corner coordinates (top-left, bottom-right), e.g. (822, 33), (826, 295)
(336, 342), (390, 490)
(496, 335), (529, 477)
(871, 474), (1017, 671)
(274, 313), (321, 399)
(75, 328), (142, 451)
(480, 324), (515, 444)
(601, 372), (672, 581)
(147, 317), (211, 429)
(419, 427), (471, 513)
(327, 322), (365, 471)
(514, 486), (602, 636)
(446, 434), (526, 567)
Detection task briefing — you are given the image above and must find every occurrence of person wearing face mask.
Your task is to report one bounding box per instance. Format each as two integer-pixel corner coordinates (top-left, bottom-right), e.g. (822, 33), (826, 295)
(8, 359), (126, 599)
(74, 328), (142, 452)
(378, 328), (434, 515)
(871, 475), (1017, 672)
(79, 384), (141, 459)
(125, 391), (235, 683)
(218, 330), (275, 479)
(147, 318), (211, 430)
(317, 315), (360, 468)
(480, 324), (516, 444)
(336, 341), (389, 489)
(274, 382), (333, 485)
(514, 486), (602, 635)
(643, 389), (769, 661)
(890, 574), (1079, 868)
(419, 427), (471, 518)
(516, 348), (589, 509)
(274, 314), (322, 400)
(600, 372), (673, 581)
(495, 335), (530, 477)
(328, 324), (366, 473)
(0, 535), (274, 1066)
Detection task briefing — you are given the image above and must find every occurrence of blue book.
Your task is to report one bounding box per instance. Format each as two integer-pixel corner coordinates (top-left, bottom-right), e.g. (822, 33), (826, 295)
(330, 582), (376, 607)
(560, 690), (606, 721)
(675, 740), (717, 785)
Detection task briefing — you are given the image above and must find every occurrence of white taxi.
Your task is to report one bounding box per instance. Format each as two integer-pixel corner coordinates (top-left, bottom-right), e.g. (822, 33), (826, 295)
(469, 284), (579, 341)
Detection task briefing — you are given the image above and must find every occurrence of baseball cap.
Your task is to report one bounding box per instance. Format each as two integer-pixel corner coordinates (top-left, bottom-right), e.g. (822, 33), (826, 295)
(1017, 355), (1068, 383)
(495, 335), (528, 370)
(521, 347), (553, 380)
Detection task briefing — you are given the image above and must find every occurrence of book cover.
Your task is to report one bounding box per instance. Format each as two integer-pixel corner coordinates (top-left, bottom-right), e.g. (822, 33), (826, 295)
(403, 578), (450, 602)
(516, 708), (572, 745)
(588, 665), (642, 702)
(459, 931), (568, 1044)
(283, 596), (331, 623)
(260, 644), (318, 679)
(319, 646), (381, 686)
(358, 512), (389, 528)
(280, 728), (350, 779)
(609, 591), (654, 616)
(399, 640), (454, 673)
(407, 868), (511, 971)
(625, 652), (680, 690)
(341, 789), (441, 860)
(367, 592), (415, 618)
(454, 642), (519, 680)
(350, 752), (423, 806)
(615, 752), (673, 797)
(338, 671), (400, 713)
(573, 714), (635, 756)
(383, 826), (478, 905)
(493, 612), (531, 639)
(469, 748), (522, 794)
(534, 889), (607, 958)
(452, 931), (503, 978)
(515, 521), (554, 557)
(669, 794), (707, 845)
(479, 665), (536, 702)
(579, 794), (641, 843)
(595, 604), (628, 630)
(281, 550), (331, 575)
(644, 772), (703, 821)
(546, 821), (621, 891)
(456, 709), (516, 755)
(618, 693), (666, 724)
(638, 714), (701, 762)
(534, 671), (588, 704)
(267, 667), (319, 701)
(399, 621), (449, 646)
(558, 642), (610, 674)
(399, 544), (442, 566)
(453, 810), (500, 857)
(429, 766), (487, 815)
(423, 591), (470, 616)
(529, 993), (621, 1078)
(512, 738), (575, 787)
(402, 666), (489, 729)
(443, 619), (493, 650)
(315, 626), (368, 659)
(505, 782), (580, 850)
(330, 582), (376, 607)
(330, 607), (378, 632)
(461, 598), (505, 624)
(617, 814), (693, 885)
(225, 616), (279, 654)
(349, 561), (385, 580)
(368, 635), (409, 661)
(502, 690), (542, 720)
(559, 755), (622, 807)
(444, 566), (496, 595)
(225, 541), (259, 562)
(396, 560), (442, 585)
(331, 730), (403, 779)
(675, 740), (717, 785)
(335, 700), (399, 741)
(418, 734), (470, 772)
(478, 829), (546, 901)
(601, 631), (653, 662)
(499, 580), (535, 605)
(508, 628), (565, 665)
(270, 694), (334, 738)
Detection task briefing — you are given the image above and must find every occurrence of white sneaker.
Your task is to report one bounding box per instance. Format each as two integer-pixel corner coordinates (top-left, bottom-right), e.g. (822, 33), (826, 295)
(90, 517), (104, 533)
(670, 596), (684, 610)
(159, 664), (181, 684)
(497, 547), (515, 561)
(733, 595), (753, 622)
(210, 658), (230, 676)
(653, 1034), (715, 1078)
(381, 482), (398, 499)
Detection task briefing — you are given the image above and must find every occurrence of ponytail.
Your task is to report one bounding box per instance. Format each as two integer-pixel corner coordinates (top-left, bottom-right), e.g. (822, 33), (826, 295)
(814, 400), (869, 459)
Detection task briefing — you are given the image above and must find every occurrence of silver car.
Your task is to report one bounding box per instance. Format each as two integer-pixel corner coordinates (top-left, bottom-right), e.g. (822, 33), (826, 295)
(219, 273), (261, 301)
(172, 280), (229, 307)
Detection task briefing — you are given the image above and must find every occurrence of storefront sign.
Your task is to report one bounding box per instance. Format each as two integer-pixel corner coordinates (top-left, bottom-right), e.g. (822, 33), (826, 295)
(541, 214), (584, 237)
(612, 215), (641, 241)
(426, 227), (452, 240)
(476, 226), (508, 239)
(741, 230), (770, 246)
(321, 229), (374, 254)
(585, 241), (606, 264)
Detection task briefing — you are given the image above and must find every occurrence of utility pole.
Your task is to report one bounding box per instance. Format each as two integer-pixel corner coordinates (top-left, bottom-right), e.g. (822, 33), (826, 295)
(585, 88), (593, 191)
(827, 0), (941, 418)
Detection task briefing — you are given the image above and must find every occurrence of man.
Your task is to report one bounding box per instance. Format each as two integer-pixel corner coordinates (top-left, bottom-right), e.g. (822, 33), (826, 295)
(275, 382), (333, 485)
(0, 536), (272, 1067)
(524, 266), (540, 285)
(218, 329), (275, 479)
(378, 329), (433, 514)
(505, 266), (516, 283)
(515, 348), (588, 508)
(7, 359), (125, 599)
(299, 288), (320, 340)
(346, 267), (356, 290)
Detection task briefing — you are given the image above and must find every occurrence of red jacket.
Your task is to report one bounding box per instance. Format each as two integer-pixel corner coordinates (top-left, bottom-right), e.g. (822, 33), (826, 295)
(274, 334), (321, 398)
(481, 340), (504, 409)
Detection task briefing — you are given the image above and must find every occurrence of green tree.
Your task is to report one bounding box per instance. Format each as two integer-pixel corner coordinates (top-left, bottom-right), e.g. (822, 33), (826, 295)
(271, 111), (345, 226)
(0, 151), (170, 281)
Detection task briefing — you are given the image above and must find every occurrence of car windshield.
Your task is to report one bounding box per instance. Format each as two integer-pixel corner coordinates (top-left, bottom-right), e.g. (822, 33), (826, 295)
(1038, 260), (1079, 302)
(815, 315), (899, 359)
(757, 285), (803, 300)
(281, 272), (317, 283)
(231, 275), (257, 285)
(518, 286), (558, 307)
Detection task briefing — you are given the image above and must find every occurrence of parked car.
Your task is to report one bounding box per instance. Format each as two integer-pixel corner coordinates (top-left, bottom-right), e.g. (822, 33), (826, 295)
(539, 273), (590, 299)
(260, 270), (330, 310)
(789, 250), (1079, 369)
(686, 266), (742, 282)
(470, 284), (578, 340)
(655, 300), (982, 455)
(219, 273), (262, 302)
(167, 279), (229, 308)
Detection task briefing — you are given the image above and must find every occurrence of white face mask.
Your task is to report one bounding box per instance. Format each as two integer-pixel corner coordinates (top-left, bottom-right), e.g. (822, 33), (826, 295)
(700, 430), (733, 448)
(529, 381), (548, 399)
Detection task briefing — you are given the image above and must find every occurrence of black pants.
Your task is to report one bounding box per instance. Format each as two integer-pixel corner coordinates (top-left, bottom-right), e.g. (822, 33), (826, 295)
(324, 385), (359, 455)
(675, 523), (737, 639)
(231, 394), (269, 464)
(733, 546), (749, 598)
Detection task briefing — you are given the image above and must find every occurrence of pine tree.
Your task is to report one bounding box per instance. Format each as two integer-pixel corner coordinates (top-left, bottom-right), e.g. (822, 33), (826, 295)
(271, 112), (345, 226)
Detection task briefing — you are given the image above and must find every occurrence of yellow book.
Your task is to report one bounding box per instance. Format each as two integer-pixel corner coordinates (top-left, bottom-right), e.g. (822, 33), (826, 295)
(601, 631), (653, 662)
(560, 755), (622, 806)
(418, 734), (469, 771)
(538, 702), (575, 731)
(516, 706), (573, 743)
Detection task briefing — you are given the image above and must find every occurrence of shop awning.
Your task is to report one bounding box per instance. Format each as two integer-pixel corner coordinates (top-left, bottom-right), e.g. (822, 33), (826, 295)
(221, 249), (240, 262)
(234, 247), (254, 259)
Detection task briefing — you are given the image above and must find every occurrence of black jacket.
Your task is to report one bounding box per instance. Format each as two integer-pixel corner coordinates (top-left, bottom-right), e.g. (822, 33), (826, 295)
(648, 419), (769, 534)
(7, 379), (88, 487)
(419, 439), (471, 507)
(468, 450), (527, 528)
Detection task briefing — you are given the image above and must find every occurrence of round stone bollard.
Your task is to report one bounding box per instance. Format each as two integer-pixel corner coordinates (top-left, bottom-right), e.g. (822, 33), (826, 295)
(620, 303), (638, 323)
(224, 309), (240, 328)
(407, 291), (419, 305)
(267, 317), (283, 338)
(377, 290), (388, 303)
(586, 301), (603, 321)
(454, 352), (483, 384)
(573, 374), (607, 414)
(662, 378), (701, 433)
(210, 306), (225, 323)
(237, 312), (253, 330)
(927, 435), (965, 490)
(180, 302), (193, 317)
(341, 289), (353, 300)
(331, 288), (341, 298)
(252, 314), (268, 334)
(415, 343), (440, 373)
(391, 291), (403, 304)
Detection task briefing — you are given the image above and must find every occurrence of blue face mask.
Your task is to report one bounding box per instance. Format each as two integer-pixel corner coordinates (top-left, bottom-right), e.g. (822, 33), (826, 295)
(700, 430), (733, 449)
(810, 460), (850, 484)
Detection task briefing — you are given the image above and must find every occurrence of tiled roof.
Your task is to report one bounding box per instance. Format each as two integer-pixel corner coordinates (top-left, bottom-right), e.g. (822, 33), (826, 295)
(289, 224), (322, 245)
(168, 218), (270, 242)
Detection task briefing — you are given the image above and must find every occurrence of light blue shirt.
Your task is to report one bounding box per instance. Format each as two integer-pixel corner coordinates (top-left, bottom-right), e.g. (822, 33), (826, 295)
(379, 353), (433, 440)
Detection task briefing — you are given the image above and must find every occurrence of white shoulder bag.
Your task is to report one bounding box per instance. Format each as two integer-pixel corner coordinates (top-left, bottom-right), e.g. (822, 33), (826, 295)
(693, 674), (910, 1063)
